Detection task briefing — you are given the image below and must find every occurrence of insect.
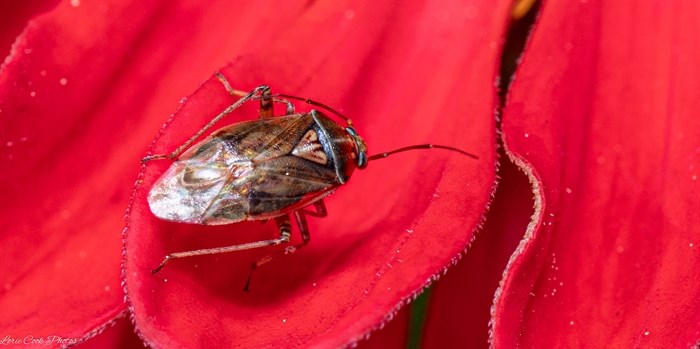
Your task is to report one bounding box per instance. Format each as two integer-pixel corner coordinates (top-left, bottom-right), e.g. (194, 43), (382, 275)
(144, 73), (478, 289)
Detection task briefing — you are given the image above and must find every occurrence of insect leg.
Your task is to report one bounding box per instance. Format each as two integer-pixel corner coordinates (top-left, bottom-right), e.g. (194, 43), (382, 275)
(274, 97), (295, 115)
(142, 82), (270, 163)
(258, 83), (274, 119)
(215, 73), (291, 117)
(244, 200), (327, 291)
(271, 93), (353, 126)
(151, 215), (292, 275)
(299, 199), (327, 218)
(282, 200), (327, 252)
(214, 72), (248, 97)
(251, 96), (295, 115)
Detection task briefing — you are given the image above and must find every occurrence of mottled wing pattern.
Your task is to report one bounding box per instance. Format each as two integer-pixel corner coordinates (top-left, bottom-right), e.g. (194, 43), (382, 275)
(252, 115), (316, 161)
(199, 113), (340, 223)
(207, 114), (314, 161)
(247, 156), (338, 217)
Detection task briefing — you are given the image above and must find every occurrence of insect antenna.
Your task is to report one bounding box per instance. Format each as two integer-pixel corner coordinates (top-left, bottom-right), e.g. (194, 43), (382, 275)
(367, 144), (479, 162)
(267, 93), (354, 126)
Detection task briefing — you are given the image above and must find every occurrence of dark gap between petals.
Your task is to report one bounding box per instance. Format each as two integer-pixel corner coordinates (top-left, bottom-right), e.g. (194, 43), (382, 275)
(407, 287), (432, 349)
(498, 0), (542, 106)
(406, 1), (542, 348)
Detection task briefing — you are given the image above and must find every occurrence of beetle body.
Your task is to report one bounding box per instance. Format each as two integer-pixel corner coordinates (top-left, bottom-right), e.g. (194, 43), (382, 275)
(145, 77), (476, 281)
(148, 110), (367, 225)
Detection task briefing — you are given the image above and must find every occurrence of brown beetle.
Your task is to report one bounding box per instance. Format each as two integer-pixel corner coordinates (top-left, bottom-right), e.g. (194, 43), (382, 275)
(144, 73), (477, 289)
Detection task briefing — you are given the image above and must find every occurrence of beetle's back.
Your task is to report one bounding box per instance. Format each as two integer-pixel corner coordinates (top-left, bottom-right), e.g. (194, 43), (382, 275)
(148, 111), (359, 225)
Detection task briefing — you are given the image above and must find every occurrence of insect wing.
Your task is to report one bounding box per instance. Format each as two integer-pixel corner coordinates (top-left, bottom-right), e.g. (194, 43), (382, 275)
(209, 115), (312, 161)
(245, 155), (339, 217)
(148, 140), (237, 225)
(203, 116), (342, 222)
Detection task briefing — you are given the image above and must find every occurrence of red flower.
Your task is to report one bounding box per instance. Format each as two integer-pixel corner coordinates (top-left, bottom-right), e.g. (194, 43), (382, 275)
(1, 0), (698, 348)
(491, 1), (700, 347)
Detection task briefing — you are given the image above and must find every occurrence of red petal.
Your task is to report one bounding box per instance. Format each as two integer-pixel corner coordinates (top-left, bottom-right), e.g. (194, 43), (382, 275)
(0, 2), (141, 341)
(357, 306), (409, 349)
(2, 0), (304, 344)
(0, 0), (58, 59)
(124, 1), (508, 347)
(76, 316), (146, 349)
(422, 157), (534, 348)
(496, 0), (700, 347)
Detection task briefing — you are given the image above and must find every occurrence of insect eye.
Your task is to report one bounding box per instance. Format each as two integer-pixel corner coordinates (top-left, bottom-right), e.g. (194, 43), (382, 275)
(357, 151), (367, 169)
(346, 127), (368, 169)
(180, 163), (228, 188)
